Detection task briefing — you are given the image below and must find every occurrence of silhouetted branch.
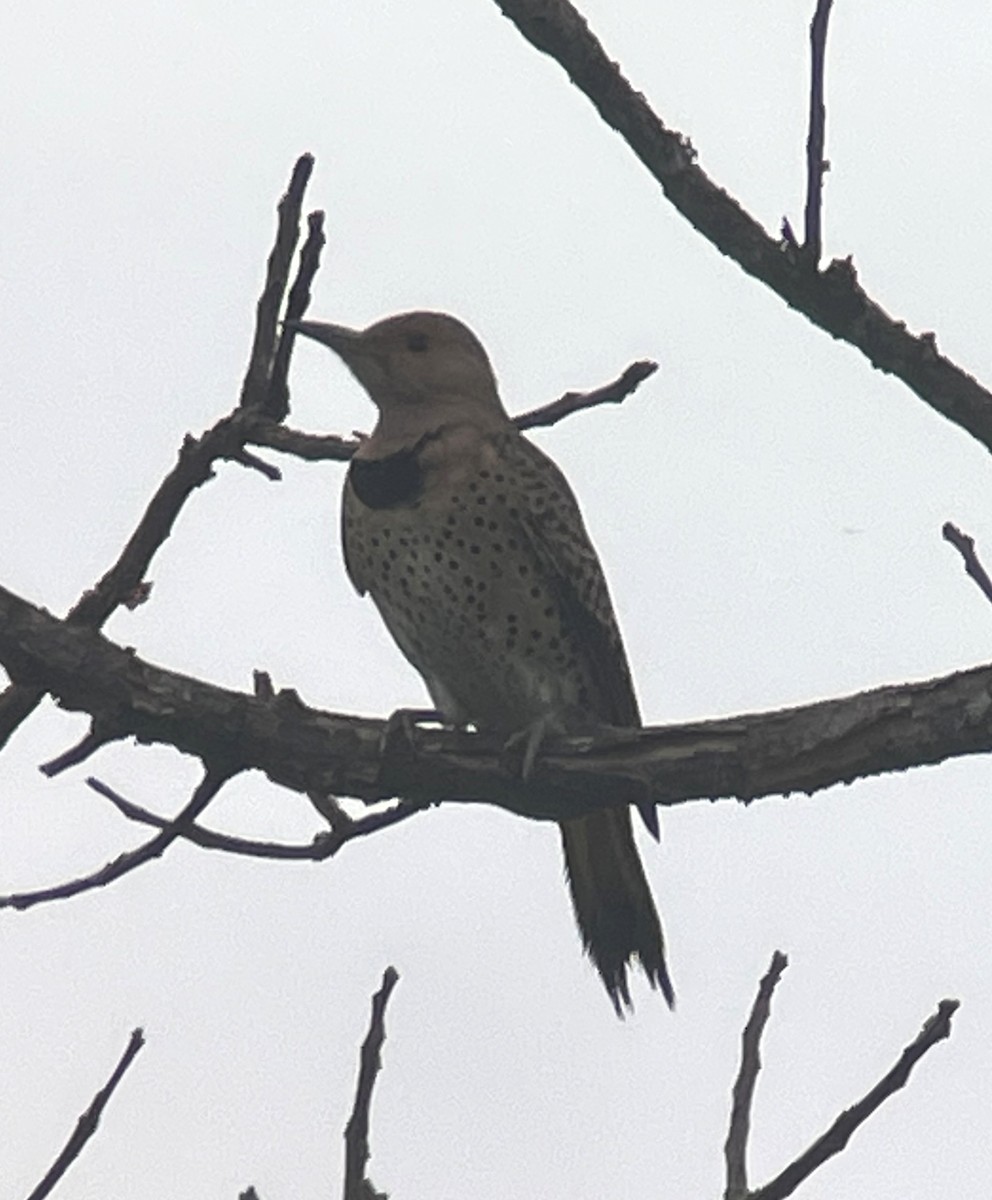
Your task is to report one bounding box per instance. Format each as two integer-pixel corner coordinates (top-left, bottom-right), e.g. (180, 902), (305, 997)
(724, 952), (789, 1199)
(269, 208), (327, 419)
(244, 358), (660, 463)
(0, 157), (319, 752)
(244, 422), (358, 461)
(802, 0), (834, 263)
(3, 580), (992, 869)
(514, 359), (658, 429)
(84, 776), (433, 863)
(751, 999), (959, 1200)
(3, 765), (235, 910)
(493, 0), (992, 454)
(240, 153), (314, 414)
(344, 968), (399, 1200)
(40, 726), (120, 777)
(943, 521), (992, 608)
(25, 1028), (145, 1200)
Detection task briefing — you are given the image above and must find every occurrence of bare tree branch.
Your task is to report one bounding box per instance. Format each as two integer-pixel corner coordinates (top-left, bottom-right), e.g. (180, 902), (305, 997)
(751, 999), (959, 1200)
(4, 765), (235, 910)
(724, 952), (789, 1200)
(344, 968), (399, 1200)
(492, 0), (992, 454)
(244, 356), (660, 463)
(40, 726), (121, 777)
(25, 1028), (145, 1200)
(239, 152), (314, 414)
(514, 359), (658, 430)
(0, 156), (320, 752)
(84, 775), (432, 863)
(802, 0), (834, 264)
(943, 521), (992, 609)
(2, 580), (992, 865)
(268, 208), (327, 420)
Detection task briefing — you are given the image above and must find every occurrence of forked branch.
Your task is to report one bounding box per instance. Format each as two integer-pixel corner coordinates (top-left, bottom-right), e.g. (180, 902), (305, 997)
(724, 954), (957, 1200)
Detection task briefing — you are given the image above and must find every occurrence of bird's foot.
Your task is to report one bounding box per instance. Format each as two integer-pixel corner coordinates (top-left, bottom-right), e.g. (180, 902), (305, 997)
(378, 707), (449, 761)
(501, 716), (557, 782)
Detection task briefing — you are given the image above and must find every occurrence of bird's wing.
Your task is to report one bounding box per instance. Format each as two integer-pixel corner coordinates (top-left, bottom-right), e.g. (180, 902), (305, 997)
(341, 477), (369, 596)
(498, 431), (641, 729)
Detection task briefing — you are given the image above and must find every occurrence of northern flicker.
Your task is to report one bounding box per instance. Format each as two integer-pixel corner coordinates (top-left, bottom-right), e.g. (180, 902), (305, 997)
(293, 311), (674, 1012)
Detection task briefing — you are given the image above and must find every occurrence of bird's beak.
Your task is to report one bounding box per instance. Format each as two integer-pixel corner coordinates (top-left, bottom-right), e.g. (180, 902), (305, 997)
(285, 319), (363, 356)
(287, 319), (389, 402)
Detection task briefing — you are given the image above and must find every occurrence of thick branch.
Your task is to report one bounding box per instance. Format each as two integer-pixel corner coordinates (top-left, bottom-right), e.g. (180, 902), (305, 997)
(2, 583), (992, 828)
(493, 0), (992, 454)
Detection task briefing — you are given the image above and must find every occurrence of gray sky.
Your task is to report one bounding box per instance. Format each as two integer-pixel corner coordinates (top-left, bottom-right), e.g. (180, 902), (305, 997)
(2, 2), (991, 1197)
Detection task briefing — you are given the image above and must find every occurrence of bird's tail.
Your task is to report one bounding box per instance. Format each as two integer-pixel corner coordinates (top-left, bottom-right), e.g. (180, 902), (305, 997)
(560, 809), (674, 1014)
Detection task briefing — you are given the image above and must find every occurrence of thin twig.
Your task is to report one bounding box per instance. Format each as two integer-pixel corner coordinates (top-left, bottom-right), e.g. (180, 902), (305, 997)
(314, 799), (434, 857)
(40, 727), (119, 777)
(343, 968), (400, 1200)
(25, 1028), (145, 1200)
(268, 209), (327, 420)
(66, 414), (269, 634)
(724, 952), (789, 1199)
(240, 153), (314, 413)
(245, 421), (358, 462)
(803, 0), (834, 264)
(942, 521), (992, 607)
(244, 358), (660, 464)
(2, 765), (235, 910)
(515, 360), (658, 430)
(84, 775), (432, 862)
(752, 999), (960, 1200)
(227, 446), (283, 481)
(0, 159), (315, 752)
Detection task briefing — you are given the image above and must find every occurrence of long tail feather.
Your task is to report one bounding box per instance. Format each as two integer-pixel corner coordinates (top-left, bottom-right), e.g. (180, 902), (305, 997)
(560, 809), (674, 1014)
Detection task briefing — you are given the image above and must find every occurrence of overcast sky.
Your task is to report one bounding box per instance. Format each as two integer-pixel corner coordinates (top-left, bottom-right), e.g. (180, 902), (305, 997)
(3, 2), (992, 1197)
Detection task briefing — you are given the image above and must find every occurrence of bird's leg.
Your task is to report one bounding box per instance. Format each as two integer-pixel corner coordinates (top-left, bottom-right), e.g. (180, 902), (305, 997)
(503, 707), (623, 780)
(502, 714), (660, 838)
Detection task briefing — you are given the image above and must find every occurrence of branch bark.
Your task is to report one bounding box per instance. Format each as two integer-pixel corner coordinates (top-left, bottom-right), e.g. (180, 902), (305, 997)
(2, 581), (992, 838)
(0, 155), (324, 752)
(343, 969), (399, 1200)
(724, 952), (789, 1199)
(25, 1029), (145, 1200)
(751, 999), (959, 1200)
(492, 0), (992, 454)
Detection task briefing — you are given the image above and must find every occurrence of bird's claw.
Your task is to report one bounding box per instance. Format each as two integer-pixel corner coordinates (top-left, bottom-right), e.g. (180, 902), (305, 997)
(501, 716), (554, 782)
(378, 707), (448, 761)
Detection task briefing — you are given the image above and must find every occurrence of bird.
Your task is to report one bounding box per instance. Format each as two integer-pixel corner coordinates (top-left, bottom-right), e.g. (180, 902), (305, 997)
(292, 310), (674, 1013)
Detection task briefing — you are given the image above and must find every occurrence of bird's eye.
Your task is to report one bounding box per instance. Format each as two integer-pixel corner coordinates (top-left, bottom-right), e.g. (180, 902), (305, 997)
(406, 332), (429, 353)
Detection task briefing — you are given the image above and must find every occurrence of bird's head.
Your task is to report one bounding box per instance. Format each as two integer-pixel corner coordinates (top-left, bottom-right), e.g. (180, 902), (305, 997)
(291, 311), (512, 446)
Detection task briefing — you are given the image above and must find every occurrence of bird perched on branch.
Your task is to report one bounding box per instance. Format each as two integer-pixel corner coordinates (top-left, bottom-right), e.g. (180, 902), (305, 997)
(292, 310), (673, 1013)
